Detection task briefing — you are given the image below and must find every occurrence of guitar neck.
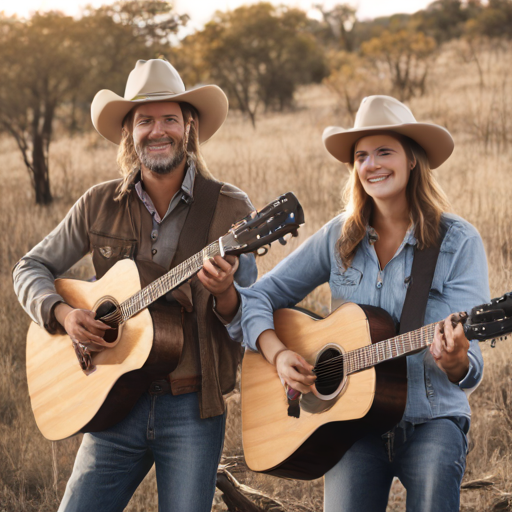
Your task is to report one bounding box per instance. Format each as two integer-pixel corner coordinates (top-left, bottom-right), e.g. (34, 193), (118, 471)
(119, 241), (221, 320)
(345, 322), (438, 375)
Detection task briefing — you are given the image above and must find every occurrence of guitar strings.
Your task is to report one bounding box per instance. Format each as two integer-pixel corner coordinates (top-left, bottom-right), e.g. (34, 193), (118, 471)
(312, 323), (437, 376)
(120, 241), (221, 320)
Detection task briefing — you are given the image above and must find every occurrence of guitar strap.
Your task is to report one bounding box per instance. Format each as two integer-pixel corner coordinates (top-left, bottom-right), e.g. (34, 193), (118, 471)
(398, 220), (447, 335)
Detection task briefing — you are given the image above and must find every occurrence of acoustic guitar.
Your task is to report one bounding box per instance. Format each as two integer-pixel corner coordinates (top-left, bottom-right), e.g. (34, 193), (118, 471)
(241, 293), (512, 480)
(26, 192), (304, 441)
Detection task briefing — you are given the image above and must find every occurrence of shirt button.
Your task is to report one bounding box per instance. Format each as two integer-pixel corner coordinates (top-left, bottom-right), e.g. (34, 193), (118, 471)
(152, 249), (157, 256)
(151, 229), (158, 241)
(376, 281), (383, 289)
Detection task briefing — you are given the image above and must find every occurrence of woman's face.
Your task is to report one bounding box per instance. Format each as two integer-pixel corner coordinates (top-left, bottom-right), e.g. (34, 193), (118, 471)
(354, 134), (413, 205)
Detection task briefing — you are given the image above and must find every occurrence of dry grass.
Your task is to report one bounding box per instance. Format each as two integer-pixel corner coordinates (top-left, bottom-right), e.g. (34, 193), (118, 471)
(2, 38), (512, 511)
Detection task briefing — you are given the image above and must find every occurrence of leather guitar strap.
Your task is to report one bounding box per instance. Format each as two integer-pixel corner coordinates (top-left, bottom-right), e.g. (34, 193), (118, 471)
(171, 172), (223, 267)
(398, 221), (447, 335)
(380, 221), (448, 458)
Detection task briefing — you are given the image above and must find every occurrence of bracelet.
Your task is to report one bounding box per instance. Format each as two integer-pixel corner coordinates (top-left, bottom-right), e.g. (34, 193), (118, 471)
(272, 348), (290, 366)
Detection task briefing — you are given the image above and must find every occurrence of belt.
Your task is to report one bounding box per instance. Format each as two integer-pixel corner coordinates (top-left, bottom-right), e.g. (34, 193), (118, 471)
(148, 376), (202, 396)
(148, 379), (172, 396)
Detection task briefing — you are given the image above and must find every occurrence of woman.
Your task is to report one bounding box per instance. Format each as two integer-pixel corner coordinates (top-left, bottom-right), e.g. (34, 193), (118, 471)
(238, 95), (488, 511)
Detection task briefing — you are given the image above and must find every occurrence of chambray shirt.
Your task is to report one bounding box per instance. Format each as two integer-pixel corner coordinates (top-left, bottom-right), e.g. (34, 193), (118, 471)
(237, 212), (489, 426)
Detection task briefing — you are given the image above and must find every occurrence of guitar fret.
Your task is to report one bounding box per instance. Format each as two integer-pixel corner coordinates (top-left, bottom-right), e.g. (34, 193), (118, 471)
(119, 241), (221, 320)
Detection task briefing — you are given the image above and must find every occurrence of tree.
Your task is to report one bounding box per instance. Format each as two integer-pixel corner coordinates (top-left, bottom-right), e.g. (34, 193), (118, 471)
(314, 3), (358, 52)
(0, 1), (186, 205)
(467, 0), (512, 39)
(0, 13), (89, 204)
(324, 51), (384, 124)
(412, 0), (484, 43)
(361, 30), (437, 101)
(183, 3), (327, 127)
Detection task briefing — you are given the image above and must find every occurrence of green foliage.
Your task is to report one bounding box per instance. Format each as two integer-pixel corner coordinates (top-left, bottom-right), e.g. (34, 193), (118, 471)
(180, 3), (328, 127)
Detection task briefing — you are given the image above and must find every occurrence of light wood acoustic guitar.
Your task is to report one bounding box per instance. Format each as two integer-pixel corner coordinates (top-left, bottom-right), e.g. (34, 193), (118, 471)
(241, 293), (512, 480)
(26, 192), (304, 441)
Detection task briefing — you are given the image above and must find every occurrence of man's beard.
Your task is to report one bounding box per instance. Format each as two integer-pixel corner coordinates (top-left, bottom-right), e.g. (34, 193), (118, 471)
(135, 136), (187, 175)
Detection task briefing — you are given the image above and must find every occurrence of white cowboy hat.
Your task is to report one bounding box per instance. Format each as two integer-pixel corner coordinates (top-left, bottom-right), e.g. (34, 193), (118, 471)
(91, 59), (228, 145)
(322, 95), (454, 169)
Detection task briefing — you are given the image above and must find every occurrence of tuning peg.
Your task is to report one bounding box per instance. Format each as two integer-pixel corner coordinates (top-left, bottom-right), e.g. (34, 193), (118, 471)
(256, 245), (270, 256)
(491, 339), (497, 348)
(291, 229), (299, 238)
(279, 237), (287, 246)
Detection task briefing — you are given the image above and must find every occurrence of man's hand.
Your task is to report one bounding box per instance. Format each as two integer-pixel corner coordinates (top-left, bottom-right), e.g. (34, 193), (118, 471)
(430, 314), (470, 383)
(197, 255), (239, 297)
(54, 303), (112, 351)
(197, 255), (240, 322)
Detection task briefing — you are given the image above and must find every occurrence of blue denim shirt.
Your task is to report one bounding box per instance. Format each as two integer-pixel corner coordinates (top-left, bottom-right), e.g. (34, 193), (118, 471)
(238, 212), (489, 426)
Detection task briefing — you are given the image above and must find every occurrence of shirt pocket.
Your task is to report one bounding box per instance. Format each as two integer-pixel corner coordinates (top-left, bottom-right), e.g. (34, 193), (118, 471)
(330, 266), (363, 302)
(89, 231), (137, 279)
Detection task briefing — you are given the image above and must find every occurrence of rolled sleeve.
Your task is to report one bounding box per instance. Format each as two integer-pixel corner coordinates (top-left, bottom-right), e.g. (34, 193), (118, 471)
(439, 225), (489, 391)
(240, 217), (338, 351)
(458, 347), (483, 391)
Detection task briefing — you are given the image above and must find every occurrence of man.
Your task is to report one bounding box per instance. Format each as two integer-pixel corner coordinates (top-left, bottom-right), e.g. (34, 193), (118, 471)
(13, 59), (257, 511)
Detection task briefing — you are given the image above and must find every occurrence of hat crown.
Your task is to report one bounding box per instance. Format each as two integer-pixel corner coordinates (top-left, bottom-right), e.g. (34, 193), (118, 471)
(354, 95), (417, 129)
(124, 59), (185, 100)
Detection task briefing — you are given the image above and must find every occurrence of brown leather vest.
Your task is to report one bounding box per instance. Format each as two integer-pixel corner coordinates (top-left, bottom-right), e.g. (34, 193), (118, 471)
(85, 173), (251, 418)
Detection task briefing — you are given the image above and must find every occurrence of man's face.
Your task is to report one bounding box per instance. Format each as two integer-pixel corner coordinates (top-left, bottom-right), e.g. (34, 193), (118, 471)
(132, 101), (187, 175)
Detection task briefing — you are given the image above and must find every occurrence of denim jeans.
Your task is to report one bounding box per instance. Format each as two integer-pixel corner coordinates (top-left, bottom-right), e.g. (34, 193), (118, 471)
(324, 418), (468, 512)
(58, 391), (226, 512)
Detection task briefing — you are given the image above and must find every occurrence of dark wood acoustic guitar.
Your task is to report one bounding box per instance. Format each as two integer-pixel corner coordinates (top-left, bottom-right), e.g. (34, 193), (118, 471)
(26, 192), (304, 441)
(241, 293), (512, 480)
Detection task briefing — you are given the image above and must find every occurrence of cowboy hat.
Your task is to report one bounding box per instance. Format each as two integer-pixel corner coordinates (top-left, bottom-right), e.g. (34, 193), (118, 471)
(322, 95), (454, 169)
(91, 59), (228, 145)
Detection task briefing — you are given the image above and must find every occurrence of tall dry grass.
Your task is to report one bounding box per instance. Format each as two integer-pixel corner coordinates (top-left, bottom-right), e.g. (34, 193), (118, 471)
(1, 38), (512, 511)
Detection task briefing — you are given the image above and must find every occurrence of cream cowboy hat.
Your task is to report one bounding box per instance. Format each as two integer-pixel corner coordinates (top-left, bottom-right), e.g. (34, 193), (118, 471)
(322, 95), (454, 169)
(91, 59), (228, 145)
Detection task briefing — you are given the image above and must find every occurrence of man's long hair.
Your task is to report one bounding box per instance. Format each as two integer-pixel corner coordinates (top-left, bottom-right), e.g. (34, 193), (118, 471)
(337, 134), (450, 269)
(115, 102), (213, 200)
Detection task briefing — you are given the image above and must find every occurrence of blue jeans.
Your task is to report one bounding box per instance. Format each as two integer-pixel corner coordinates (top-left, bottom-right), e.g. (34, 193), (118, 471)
(324, 418), (468, 512)
(58, 391), (226, 512)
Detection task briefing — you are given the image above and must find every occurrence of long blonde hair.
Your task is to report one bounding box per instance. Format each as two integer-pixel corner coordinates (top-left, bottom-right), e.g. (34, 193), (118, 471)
(115, 102), (213, 200)
(337, 134), (450, 269)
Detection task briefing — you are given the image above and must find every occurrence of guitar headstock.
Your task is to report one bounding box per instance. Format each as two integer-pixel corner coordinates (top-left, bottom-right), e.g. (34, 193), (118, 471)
(464, 292), (512, 345)
(220, 192), (305, 256)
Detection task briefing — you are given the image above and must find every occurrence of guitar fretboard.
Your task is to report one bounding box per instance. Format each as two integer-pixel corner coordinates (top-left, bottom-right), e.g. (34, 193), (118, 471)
(119, 241), (221, 320)
(344, 322), (438, 375)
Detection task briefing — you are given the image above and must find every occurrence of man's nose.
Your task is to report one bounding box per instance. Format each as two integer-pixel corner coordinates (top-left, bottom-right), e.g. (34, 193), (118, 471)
(149, 120), (165, 138)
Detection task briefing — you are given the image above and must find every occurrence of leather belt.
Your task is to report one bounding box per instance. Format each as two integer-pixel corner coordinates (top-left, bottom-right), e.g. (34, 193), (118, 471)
(148, 379), (172, 396)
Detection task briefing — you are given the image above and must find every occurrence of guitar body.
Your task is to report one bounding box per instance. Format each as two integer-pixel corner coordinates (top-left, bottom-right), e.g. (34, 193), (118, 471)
(241, 303), (407, 480)
(26, 259), (157, 441)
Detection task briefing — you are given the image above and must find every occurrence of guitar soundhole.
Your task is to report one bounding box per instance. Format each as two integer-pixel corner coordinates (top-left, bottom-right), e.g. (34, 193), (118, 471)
(94, 297), (122, 344)
(314, 347), (344, 396)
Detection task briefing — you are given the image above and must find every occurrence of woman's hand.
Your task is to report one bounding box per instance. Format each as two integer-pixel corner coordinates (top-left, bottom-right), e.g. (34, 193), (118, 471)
(275, 349), (316, 394)
(430, 313), (470, 383)
(258, 329), (316, 394)
(54, 303), (111, 351)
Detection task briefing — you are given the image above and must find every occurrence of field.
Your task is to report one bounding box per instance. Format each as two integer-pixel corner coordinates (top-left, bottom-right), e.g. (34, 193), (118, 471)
(1, 39), (512, 511)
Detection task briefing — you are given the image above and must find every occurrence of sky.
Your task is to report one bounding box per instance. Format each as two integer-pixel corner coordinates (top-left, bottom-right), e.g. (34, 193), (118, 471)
(2, 0), (434, 27)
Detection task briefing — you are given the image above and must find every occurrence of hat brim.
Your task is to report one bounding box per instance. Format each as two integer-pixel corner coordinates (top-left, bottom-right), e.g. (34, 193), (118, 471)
(91, 85), (229, 145)
(322, 123), (454, 169)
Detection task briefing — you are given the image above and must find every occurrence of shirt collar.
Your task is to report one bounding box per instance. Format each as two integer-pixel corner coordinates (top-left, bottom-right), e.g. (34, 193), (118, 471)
(134, 160), (196, 223)
(365, 223), (417, 246)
